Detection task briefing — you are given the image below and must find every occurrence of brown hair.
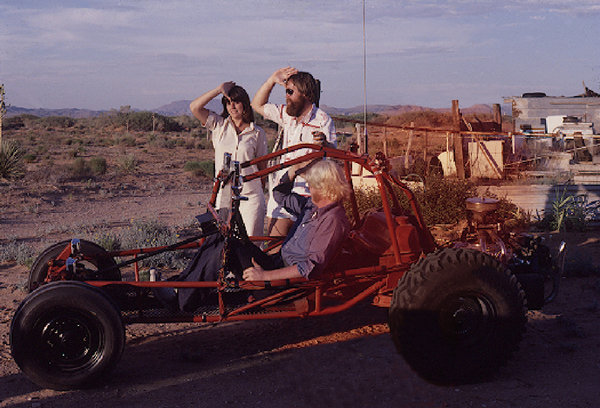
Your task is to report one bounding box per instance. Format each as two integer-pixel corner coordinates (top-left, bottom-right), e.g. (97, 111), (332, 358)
(288, 71), (320, 107)
(221, 85), (254, 123)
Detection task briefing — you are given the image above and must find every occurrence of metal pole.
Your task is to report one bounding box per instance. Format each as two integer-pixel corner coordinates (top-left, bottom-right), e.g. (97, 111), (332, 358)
(362, 0), (368, 154)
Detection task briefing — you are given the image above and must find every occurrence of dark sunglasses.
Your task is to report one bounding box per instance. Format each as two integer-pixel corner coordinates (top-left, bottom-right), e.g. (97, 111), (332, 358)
(285, 88), (294, 96)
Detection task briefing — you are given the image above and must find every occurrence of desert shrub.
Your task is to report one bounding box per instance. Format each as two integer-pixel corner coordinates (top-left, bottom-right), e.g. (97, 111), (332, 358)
(534, 190), (599, 232)
(7, 114), (41, 129)
(35, 145), (48, 155)
(349, 175), (477, 225)
(155, 135), (177, 149)
(111, 111), (184, 132)
(184, 160), (214, 178)
(0, 238), (36, 267)
(196, 138), (212, 150)
(23, 153), (37, 163)
(332, 112), (383, 130)
(95, 137), (110, 146)
(417, 176), (477, 224)
(92, 231), (121, 251)
(41, 116), (75, 128)
(174, 114), (202, 130)
(128, 112), (155, 131)
(386, 110), (453, 129)
(0, 140), (25, 180)
(88, 157), (107, 175)
(118, 220), (188, 269)
(190, 128), (207, 138)
(118, 135), (137, 147)
(69, 157), (92, 179)
(67, 146), (86, 158)
(3, 116), (25, 130)
(67, 157), (103, 179)
(118, 155), (138, 173)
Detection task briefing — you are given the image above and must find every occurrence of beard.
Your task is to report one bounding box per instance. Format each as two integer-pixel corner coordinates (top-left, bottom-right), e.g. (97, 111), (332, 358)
(286, 99), (305, 117)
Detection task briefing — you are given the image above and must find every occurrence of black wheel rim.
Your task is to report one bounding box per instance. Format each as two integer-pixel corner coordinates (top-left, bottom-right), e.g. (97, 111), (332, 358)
(438, 292), (496, 346)
(34, 308), (104, 373)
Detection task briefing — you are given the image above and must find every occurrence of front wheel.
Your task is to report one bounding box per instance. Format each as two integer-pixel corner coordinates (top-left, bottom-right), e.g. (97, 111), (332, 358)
(388, 248), (527, 384)
(10, 282), (125, 390)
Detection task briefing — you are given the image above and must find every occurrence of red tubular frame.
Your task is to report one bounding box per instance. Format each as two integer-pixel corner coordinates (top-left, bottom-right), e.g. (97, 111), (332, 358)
(49, 144), (434, 323)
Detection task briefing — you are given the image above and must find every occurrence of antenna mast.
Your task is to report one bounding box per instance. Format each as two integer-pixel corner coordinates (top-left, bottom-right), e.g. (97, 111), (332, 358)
(362, 0), (368, 153)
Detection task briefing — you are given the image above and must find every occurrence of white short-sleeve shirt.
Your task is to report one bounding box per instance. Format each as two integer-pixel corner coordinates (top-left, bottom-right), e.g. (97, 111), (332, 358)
(204, 111), (268, 236)
(262, 103), (337, 218)
(205, 111), (267, 181)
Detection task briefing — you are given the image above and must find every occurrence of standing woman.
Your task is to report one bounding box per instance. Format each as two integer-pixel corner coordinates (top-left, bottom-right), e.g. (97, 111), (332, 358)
(189, 82), (268, 237)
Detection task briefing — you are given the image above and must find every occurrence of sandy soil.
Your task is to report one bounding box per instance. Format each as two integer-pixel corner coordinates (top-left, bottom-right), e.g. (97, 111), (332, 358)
(2, 179), (600, 407)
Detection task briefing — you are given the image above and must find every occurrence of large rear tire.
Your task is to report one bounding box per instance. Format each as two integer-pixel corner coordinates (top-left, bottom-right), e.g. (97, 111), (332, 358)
(10, 281), (125, 390)
(389, 248), (527, 384)
(28, 240), (120, 292)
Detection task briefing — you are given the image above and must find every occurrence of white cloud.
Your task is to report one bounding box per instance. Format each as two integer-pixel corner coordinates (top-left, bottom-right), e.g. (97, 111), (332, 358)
(2, 0), (600, 109)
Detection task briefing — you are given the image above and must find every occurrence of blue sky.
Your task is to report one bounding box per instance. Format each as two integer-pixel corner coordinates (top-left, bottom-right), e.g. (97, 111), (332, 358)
(1, 0), (600, 111)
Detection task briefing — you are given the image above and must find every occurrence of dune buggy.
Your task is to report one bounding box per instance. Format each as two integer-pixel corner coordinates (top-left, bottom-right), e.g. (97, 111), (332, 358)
(10, 144), (565, 390)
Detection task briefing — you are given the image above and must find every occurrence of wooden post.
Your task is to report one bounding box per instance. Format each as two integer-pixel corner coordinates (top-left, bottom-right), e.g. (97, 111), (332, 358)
(493, 103), (502, 132)
(452, 100), (465, 179)
(405, 122), (414, 173)
(0, 84), (5, 146)
(355, 123), (362, 154)
(383, 127), (387, 156)
(423, 130), (428, 171)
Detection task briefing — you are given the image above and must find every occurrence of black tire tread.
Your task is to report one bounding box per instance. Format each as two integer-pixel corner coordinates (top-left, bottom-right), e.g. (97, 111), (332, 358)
(389, 247), (527, 384)
(10, 281), (125, 390)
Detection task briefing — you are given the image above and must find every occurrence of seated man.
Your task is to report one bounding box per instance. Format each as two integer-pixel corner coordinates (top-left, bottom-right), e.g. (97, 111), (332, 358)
(242, 158), (351, 281)
(174, 159), (351, 311)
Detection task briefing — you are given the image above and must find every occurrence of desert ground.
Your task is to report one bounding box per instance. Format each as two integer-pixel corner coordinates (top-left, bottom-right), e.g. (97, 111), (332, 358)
(1, 123), (600, 407)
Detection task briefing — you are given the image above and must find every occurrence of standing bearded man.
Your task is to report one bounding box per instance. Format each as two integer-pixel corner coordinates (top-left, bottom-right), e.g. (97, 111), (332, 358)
(252, 67), (337, 237)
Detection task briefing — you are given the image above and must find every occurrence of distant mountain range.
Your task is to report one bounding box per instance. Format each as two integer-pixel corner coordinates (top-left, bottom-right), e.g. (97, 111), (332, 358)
(321, 103), (499, 116)
(6, 100), (504, 118)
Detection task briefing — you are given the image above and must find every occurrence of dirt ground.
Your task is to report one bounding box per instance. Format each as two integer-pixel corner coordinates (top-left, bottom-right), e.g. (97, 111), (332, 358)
(2, 169), (600, 407)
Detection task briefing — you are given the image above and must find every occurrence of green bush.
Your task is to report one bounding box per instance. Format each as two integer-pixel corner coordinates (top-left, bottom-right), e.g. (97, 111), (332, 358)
(184, 160), (214, 178)
(23, 153), (37, 163)
(174, 114), (202, 130)
(6, 114), (40, 129)
(417, 176), (477, 225)
(98, 137), (116, 147)
(93, 231), (121, 251)
(69, 157), (92, 179)
(88, 157), (107, 175)
(3, 116), (25, 130)
(0, 140), (25, 180)
(196, 138), (212, 150)
(150, 135), (177, 149)
(42, 116), (75, 128)
(118, 155), (138, 173)
(534, 190), (598, 232)
(109, 111), (184, 132)
(118, 135), (137, 147)
(350, 175), (477, 225)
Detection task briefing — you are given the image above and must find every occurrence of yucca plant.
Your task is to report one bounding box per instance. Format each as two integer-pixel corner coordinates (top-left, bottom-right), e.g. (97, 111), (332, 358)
(0, 140), (25, 180)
